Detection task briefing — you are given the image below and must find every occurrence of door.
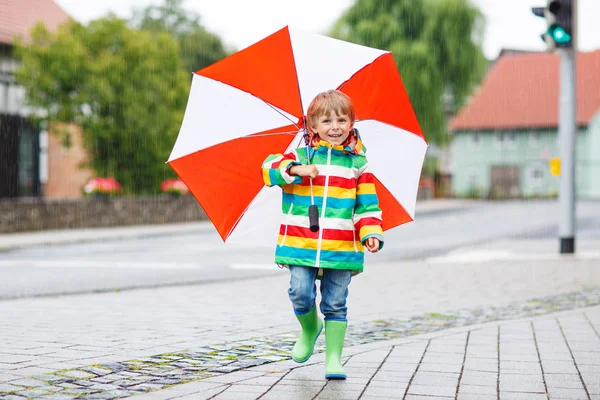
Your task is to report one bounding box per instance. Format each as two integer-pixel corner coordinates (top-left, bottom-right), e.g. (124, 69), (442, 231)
(490, 165), (521, 199)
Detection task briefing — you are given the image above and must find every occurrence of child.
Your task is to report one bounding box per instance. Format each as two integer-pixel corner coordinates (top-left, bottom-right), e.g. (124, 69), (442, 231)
(262, 90), (383, 379)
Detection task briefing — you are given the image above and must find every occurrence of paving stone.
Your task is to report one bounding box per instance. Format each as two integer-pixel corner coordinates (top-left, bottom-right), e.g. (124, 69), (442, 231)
(128, 382), (165, 391)
(456, 394), (492, 400)
(459, 371), (497, 386)
(57, 370), (96, 379)
(81, 366), (113, 376)
(15, 388), (53, 397)
(8, 378), (50, 387)
(545, 373), (585, 389)
(499, 374), (546, 393)
(361, 385), (405, 398)
(500, 360), (541, 372)
(315, 389), (362, 400)
(457, 384), (497, 395)
(418, 362), (462, 373)
(498, 392), (548, 400)
(407, 384), (457, 397)
(259, 386), (322, 400)
(0, 383), (22, 393)
(412, 373), (459, 387)
(212, 391), (265, 400)
(540, 360), (579, 373)
(84, 390), (136, 399)
(546, 387), (589, 399)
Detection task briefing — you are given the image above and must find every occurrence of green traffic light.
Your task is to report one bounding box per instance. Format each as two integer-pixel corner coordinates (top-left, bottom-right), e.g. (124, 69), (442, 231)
(548, 24), (572, 44)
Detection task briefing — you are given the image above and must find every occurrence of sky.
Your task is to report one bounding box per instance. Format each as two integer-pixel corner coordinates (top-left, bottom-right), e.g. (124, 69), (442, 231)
(54, 0), (600, 60)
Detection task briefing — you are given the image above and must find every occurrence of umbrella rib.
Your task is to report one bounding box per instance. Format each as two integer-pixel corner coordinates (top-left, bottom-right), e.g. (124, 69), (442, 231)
(261, 100), (302, 131)
(242, 130), (299, 138)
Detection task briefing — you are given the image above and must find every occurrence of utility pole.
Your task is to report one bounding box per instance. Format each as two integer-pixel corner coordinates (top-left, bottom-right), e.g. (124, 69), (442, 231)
(558, 45), (576, 253)
(532, 0), (577, 254)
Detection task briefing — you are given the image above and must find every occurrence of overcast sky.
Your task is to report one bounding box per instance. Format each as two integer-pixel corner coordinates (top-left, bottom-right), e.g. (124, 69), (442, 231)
(54, 0), (600, 60)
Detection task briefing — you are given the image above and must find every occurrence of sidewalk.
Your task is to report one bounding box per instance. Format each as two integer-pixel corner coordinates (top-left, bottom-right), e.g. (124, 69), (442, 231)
(1, 238), (599, 399)
(0, 199), (478, 252)
(130, 307), (600, 400)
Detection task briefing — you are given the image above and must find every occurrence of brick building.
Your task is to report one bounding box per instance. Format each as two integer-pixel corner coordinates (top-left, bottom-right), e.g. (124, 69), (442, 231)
(0, 0), (92, 199)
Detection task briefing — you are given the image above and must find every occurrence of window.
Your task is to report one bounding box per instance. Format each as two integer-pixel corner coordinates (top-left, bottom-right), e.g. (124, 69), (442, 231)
(470, 132), (480, 149)
(505, 131), (518, 149)
(529, 131), (541, 147)
(493, 131), (503, 149)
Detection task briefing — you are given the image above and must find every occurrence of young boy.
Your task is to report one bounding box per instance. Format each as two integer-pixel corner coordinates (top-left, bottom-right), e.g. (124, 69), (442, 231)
(262, 90), (383, 379)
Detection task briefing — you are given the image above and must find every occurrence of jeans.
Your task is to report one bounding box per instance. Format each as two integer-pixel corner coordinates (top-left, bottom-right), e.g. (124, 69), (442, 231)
(288, 265), (352, 321)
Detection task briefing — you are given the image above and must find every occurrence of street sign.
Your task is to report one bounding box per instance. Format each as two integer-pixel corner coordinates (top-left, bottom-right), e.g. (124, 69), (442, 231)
(549, 157), (561, 176)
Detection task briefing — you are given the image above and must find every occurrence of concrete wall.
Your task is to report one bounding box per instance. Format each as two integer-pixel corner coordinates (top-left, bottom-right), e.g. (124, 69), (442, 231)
(0, 195), (209, 234)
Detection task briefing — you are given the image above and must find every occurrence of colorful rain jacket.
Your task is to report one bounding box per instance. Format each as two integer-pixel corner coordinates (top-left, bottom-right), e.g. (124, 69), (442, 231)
(262, 131), (384, 273)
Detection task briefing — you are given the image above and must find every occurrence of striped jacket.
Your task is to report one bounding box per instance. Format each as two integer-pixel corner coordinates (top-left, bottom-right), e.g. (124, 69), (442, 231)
(262, 136), (384, 273)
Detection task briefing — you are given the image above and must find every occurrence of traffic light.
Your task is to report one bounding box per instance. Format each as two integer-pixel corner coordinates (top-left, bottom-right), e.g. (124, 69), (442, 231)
(532, 0), (574, 50)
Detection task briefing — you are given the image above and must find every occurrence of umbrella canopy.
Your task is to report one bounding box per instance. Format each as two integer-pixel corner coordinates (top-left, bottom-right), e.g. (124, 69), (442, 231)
(168, 26), (428, 246)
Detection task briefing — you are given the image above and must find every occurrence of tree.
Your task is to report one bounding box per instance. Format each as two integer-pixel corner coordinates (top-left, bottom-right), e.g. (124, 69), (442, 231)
(15, 17), (189, 194)
(330, 0), (486, 144)
(131, 0), (230, 73)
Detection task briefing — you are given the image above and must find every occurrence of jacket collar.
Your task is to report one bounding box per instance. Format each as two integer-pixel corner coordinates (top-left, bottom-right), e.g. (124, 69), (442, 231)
(310, 128), (365, 156)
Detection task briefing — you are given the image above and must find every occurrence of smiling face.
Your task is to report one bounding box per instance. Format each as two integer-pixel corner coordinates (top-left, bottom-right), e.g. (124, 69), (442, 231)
(311, 111), (354, 146)
(306, 90), (356, 146)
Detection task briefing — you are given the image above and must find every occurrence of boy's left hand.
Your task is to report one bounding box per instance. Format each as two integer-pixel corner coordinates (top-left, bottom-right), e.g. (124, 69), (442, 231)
(365, 237), (380, 253)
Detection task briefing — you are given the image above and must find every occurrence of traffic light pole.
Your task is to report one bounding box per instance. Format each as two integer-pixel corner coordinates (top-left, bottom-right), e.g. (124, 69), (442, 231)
(558, 47), (576, 254)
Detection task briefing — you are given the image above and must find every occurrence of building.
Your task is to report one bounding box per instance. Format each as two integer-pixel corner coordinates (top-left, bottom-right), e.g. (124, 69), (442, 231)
(0, 0), (92, 199)
(449, 50), (600, 199)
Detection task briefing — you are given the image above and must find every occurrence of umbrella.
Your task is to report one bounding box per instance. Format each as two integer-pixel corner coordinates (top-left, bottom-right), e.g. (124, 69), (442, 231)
(168, 26), (428, 246)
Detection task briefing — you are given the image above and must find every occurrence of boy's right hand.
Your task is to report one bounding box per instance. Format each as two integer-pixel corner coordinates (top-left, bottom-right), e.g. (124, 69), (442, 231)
(289, 165), (319, 179)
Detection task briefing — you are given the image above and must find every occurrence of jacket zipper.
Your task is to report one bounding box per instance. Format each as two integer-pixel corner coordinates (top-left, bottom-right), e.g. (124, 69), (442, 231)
(279, 203), (294, 247)
(352, 219), (358, 252)
(315, 147), (332, 268)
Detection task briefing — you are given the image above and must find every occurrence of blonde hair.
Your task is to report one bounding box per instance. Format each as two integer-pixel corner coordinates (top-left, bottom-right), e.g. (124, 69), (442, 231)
(306, 90), (355, 130)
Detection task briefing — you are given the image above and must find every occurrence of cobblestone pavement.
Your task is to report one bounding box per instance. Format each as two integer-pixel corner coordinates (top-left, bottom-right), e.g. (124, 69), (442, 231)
(1, 240), (599, 399)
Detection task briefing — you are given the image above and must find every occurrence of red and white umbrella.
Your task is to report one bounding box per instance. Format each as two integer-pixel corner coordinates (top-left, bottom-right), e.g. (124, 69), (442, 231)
(168, 26), (428, 246)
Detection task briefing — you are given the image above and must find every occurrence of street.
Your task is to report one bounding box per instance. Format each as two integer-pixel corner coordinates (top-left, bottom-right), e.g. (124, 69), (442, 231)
(1, 200), (599, 300)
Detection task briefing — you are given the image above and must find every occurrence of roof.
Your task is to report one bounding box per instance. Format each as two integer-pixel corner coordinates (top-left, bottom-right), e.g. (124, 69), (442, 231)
(450, 50), (600, 131)
(0, 0), (71, 45)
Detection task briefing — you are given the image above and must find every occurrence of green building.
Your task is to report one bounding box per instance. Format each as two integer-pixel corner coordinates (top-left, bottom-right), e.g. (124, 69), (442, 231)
(449, 50), (600, 199)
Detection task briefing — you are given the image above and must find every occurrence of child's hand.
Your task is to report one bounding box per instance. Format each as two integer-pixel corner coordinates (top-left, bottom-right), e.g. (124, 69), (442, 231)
(289, 165), (319, 178)
(365, 237), (380, 253)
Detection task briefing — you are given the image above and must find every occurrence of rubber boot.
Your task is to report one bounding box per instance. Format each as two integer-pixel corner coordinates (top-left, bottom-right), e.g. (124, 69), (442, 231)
(325, 320), (347, 379)
(291, 306), (323, 363)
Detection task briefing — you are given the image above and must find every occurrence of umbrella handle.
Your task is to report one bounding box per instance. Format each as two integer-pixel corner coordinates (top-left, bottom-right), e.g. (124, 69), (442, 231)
(309, 204), (319, 232)
(308, 177), (319, 232)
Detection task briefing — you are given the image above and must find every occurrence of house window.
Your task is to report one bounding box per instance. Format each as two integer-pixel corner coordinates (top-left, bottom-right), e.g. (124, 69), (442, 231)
(532, 168), (543, 181)
(505, 131), (518, 149)
(470, 132), (480, 149)
(529, 131), (541, 147)
(493, 131), (503, 149)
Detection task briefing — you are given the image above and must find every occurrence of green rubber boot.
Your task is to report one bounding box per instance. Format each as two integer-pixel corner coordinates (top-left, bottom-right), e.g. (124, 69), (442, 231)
(291, 306), (323, 363)
(325, 320), (347, 379)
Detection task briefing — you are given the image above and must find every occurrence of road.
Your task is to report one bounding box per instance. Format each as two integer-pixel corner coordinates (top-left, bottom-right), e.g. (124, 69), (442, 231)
(1, 200), (599, 300)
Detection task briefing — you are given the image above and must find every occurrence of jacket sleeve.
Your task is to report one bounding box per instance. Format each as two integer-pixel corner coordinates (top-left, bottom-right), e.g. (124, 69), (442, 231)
(262, 150), (303, 187)
(353, 161), (384, 250)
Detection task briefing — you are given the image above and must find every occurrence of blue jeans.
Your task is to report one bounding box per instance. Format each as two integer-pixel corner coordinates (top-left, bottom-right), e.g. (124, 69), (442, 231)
(288, 265), (352, 321)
